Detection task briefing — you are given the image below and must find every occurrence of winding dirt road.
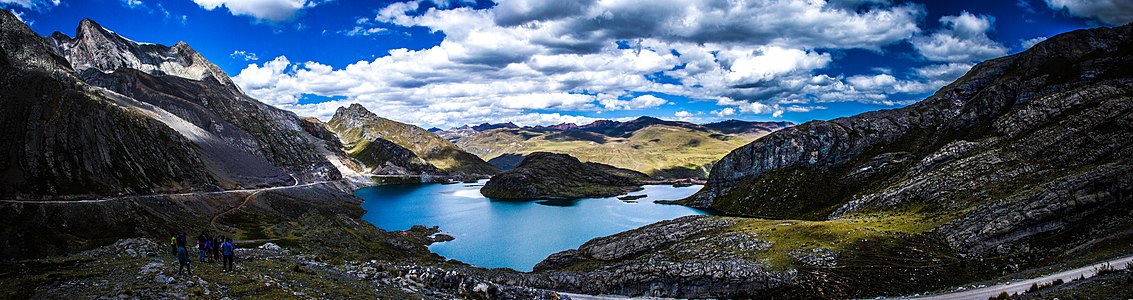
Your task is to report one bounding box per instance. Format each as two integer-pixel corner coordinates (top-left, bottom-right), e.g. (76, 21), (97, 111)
(900, 254), (1133, 300)
(0, 174), (316, 204)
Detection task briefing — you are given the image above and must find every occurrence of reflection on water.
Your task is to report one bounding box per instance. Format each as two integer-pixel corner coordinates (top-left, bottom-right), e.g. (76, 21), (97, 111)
(356, 180), (709, 272)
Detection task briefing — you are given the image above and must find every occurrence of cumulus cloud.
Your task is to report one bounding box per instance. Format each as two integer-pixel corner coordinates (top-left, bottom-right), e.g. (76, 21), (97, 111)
(1019, 36), (1048, 49)
(912, 11), (1008, 62)
(600, 94), (669, 110)
(231, 0), (968, 127)
(712, 107), (736, 118)
(192, 0), (318, 22)
(0, 0), (58, 10)
(1045, 0), (1133, 25)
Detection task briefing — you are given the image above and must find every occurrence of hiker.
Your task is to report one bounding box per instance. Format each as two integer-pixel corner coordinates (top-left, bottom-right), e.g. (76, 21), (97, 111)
(222, 237), (235, 272)
(211, 236), (221, 262)
(169, 233), (178, 256)
(176, 242), (192, 275)
(197, 234), (208, 263)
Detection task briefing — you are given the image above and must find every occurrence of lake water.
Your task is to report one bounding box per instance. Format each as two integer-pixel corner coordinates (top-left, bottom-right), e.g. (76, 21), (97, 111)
(356, 180), (709, 271)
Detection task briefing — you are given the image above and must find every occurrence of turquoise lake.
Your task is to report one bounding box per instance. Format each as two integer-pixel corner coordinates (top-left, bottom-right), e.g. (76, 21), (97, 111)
(356, 180), (709, 271)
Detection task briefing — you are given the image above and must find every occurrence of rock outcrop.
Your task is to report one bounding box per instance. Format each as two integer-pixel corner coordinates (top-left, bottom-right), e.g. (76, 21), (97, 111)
(327, 104), (499, 178)
(480, 152), (649, 199)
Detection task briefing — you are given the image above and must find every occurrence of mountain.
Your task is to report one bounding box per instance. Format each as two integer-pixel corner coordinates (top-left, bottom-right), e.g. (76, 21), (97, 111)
(471, 122), (518, 131)
(1, 16), (346, 198)
(487, 153), (526, 171)
(526, 23), (1133, 298)
(480, 152), (649, 199)
(703, 119), (794, 135)
(327, 104), (499, 178)
(452, 117), (792, 179)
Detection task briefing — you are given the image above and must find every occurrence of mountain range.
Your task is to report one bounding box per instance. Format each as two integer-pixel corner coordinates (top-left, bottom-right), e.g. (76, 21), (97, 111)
(438, 117), (791, 179)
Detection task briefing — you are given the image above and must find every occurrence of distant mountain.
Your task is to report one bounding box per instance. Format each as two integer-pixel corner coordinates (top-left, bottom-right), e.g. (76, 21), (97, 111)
(480, 152), (649, 199)
(449, 116), (792, 179)
(487, 153), (525, 171)
(327, 104), (499, 178)
(703, 119), (794, 134)
(471, 122), (518, 131)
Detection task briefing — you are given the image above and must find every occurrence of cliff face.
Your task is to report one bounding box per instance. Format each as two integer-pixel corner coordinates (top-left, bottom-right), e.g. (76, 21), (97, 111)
(480, 152), (649, 199)
(327, 104), (499, 177)
(688, 23), (1133, 251)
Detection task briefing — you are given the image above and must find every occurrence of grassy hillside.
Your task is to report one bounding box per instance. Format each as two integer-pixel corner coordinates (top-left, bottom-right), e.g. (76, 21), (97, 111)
(327, 104), (499, 177)
(456, 124), (769, 179)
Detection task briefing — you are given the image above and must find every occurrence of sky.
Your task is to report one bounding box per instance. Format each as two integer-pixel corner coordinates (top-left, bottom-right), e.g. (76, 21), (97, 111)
(8, 0), (1133, 128)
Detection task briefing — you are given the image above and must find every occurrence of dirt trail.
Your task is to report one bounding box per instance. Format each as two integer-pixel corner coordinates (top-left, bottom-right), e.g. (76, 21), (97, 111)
(210, 190), (262, 230)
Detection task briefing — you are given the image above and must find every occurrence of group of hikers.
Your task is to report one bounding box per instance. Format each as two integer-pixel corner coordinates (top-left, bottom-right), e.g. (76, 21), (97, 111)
(170, 232), (236, 275)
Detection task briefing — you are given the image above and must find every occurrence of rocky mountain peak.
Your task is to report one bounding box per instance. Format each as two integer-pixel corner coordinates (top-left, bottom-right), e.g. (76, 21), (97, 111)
(48, 18), (233, 86)
(333, 103), (381, 124)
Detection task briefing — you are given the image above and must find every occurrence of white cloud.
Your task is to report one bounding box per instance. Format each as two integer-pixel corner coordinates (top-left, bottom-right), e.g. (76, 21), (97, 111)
(0, 0), (58, 10)
(192, 0), (317, 22)
(342, 26), (388, 37)
(912, 11), (1008, 62)
(121, 0), (143, 9)
(230, 50), (259, 61)
(1045, 0), (1133, 25)
(600, 94), (669, 110)
(230, 1), (974, 127)
(712, 107), (736, 118)
(1020, 36), (1048, 49)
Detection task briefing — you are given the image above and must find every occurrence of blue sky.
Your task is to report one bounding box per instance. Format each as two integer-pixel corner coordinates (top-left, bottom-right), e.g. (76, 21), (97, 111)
(8, 0), (1131, 128)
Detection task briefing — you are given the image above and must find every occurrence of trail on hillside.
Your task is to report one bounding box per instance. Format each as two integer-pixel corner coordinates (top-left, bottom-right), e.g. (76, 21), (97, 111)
(210, 190), (262, 231)
(899, 255), (1133, 300)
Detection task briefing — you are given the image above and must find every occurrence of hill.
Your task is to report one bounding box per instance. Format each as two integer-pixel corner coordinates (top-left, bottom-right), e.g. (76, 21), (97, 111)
(480, 152), (649, 199)
(327, 104), (499, 178)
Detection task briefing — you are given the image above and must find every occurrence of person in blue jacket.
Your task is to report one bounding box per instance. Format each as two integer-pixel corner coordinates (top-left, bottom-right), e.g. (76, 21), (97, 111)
(176, 242), (192, 275)
(221, 237), (236, 272)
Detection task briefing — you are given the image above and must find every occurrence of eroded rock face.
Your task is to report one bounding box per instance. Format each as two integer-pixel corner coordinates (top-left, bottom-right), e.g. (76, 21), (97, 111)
(688, 23), (1133, 253)
(479, 152), (650, 199)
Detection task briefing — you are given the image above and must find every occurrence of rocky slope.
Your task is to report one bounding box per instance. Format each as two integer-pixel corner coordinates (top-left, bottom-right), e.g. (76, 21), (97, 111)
(480, 152), (649, 199)
(327, 104), (499, 179)
(449, 117), (791, 179)
(0, 13), (224, 198)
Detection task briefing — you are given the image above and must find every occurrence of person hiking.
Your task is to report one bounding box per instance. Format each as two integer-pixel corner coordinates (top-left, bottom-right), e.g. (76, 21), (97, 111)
(169, 233), (178, 256)
(221, 237), (236, 272)
(197, 234), (208, 263)
(176, 242), (192, 275)
(211, 236), (221, 262)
